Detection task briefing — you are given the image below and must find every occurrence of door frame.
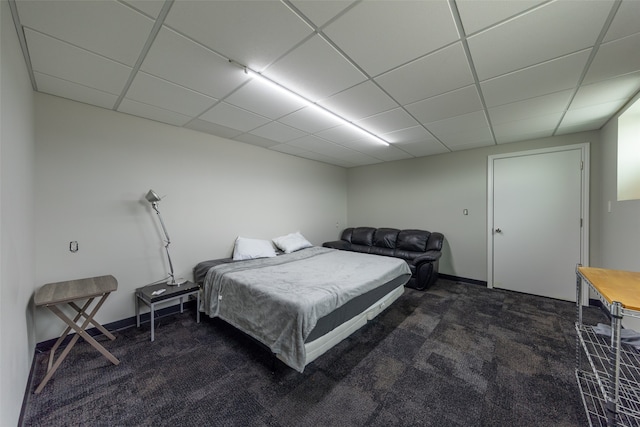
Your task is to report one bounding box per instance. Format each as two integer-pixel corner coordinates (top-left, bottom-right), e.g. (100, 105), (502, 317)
(487, 143), (590, 305)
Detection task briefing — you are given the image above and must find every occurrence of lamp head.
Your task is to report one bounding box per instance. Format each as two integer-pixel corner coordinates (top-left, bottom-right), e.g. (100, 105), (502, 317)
(145, 189), (161, 204)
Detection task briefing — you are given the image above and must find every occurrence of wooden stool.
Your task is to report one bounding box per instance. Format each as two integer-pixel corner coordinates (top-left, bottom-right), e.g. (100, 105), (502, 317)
(34, 275), (120, 393)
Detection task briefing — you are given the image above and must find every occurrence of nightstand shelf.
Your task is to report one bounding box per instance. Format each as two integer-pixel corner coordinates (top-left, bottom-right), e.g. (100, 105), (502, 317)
(135, 281), (200, 342)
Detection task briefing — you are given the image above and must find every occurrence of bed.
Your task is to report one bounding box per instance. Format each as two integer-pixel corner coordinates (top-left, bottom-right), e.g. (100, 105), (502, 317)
(196, 246), (411, 372)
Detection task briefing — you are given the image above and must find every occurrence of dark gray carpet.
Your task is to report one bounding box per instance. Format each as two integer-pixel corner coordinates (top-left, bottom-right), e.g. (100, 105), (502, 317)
(22, 279), (607, 426)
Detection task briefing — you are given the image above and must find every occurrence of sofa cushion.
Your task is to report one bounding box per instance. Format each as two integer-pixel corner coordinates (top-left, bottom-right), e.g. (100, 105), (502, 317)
(397, 229), (429, 252)
(351, 227), (375, 246)
(373, 228), (400, 248)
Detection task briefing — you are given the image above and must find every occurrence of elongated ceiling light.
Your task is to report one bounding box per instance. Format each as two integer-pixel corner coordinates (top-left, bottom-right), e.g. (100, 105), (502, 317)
(243, 67), (389, 146)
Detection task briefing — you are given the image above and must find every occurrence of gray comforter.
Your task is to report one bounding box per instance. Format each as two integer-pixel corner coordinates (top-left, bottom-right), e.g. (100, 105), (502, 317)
(200, 246), (411, 371)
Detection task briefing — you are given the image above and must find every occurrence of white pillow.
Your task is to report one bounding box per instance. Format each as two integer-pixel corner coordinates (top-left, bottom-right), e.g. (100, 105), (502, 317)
(232, 237), (277, 260)
(272, 231), (313, 254)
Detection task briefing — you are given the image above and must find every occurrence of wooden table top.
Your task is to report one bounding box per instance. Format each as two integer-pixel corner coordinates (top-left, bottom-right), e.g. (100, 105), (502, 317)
(578, 266), (640, 312)
(35, 275), (118, 306)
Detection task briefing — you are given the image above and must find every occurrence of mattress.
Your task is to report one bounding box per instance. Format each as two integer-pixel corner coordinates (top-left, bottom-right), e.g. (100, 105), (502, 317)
(198, 247), (411, 371)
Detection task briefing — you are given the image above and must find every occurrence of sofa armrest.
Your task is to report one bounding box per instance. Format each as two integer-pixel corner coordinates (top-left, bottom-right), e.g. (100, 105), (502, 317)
(323, 240), (351, 250)
(411, 250), (442, 265)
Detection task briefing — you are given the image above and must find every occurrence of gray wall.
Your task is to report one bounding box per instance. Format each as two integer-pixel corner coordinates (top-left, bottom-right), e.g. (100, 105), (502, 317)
(1, 0), (37, 425)
(34, 93), (348, 343)
(346, 131), (602, 281)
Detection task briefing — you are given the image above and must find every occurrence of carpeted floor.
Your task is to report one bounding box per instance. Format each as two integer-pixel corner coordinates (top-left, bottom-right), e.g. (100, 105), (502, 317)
(22, 279), (607, 426)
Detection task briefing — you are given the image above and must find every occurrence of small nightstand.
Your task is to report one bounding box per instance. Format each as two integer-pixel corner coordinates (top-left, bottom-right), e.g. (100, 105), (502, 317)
(135, 281), (200, 342)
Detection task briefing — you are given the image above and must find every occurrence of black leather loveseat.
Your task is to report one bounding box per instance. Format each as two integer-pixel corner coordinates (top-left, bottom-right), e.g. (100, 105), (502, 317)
(323, 227), (444, 291)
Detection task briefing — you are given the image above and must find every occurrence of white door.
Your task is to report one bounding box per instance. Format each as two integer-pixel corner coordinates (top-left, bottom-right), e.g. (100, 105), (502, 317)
(488, 145), (589, 302)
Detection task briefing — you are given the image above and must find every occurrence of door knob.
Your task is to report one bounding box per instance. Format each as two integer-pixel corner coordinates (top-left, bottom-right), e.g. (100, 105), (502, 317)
(495, 228), (502, 233)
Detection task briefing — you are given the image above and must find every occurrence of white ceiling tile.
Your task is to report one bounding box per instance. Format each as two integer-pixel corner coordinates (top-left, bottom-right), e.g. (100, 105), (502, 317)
(571, 72), (640, 109)
(583, 32), (640, 84)
(141, 27), (249, 99)
(34, 72), (118, 110)
(317, 81), (397, 121)
(603, 0), (640, 42)
(264, 35), (366, 102)
(118, 99), (192, 126)
(481, 50), (590, 107)
(383, 125), (438, 145)
(17, 0), (153, 66)
(488, 90), (572, 125)
(405, 85), (483, 124)
(250, 122), (308, 143)
(270, 143), (312, 156)
(456, 0), (546, 35)
(25, 29), (131, 95)
(391, 140), (449, 158)
(323, 0), (458, 76)
(184, 119), (243, 140)
(288, 135), (356, 157)
(492, 112), (562, 143)
(233, 133), (282, 149)
(375, 42), (474, 105)
(447, 138), (495, 151)
(293, 151), (361, 168)
(278, 106), (344, 134)
(126, 72), (217, 117)
(426, 110), (494, 147)
(121, 0), (165, 19)
(316, 123), (371, 144)
(289, 1), (356, 27)
(165, 1), (313, 70)
(468, 0), (613, 80)
(560, 99), (628, 129)
(355, 108), (419, 136)
(199, 102), (270, 132)
(225, 79), (308, 120)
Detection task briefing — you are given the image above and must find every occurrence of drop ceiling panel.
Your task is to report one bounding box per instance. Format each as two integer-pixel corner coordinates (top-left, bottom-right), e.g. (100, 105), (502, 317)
(583, 32), (640, 84)
(164, 1), (313, 70)
(571, 72), (640, 109)
(249, 121), (307, 143)
(481, 50), (590, 108)
(468, 0), (613, 80)
(125, 72), (217, 117)
(560, 99), (628, 130)
(34, 72), (118, 110)
(323, 0), (459, 76)
(375, 42), (474, 105)
(118, 99), (192, 127)
(289, 0), (356, 28)
(122, 0), (165, 19)
(317, 81), (397, 122)
(603, 0), (640, 42)
(426, 110), (493, 147)
(278, 107), (344, 134)
(488, 90), (572, 125)
(233, 133), (282, 149)
(184, 119), (243, 140)
(355, 108), (420, 136)
(199, 102), (270, 132)
(455, 0), (546, 35)
(17, 0), (153, 66)
(140, 27), (249, 99)
(25, 29), (132, 95)
(264, 35), (366, 102)
(492, 112), (562, 144)
(225, 79), (308, 120)
(406, 85), (483, 124)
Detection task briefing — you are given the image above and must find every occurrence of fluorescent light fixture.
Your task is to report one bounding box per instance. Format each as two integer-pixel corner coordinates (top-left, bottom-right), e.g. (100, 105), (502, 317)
(244, 67), (389, 146)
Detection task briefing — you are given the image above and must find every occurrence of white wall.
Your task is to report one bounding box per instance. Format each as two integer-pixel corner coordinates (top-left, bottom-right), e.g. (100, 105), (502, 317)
(598, 94), (640, 271)
(1, 0), (37, 425)
(34, 93), (347, 343)
(347, 131), (601, 281)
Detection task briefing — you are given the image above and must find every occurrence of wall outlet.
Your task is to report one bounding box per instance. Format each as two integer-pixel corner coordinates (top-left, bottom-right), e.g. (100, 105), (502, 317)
(69, 241), (78, 252)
